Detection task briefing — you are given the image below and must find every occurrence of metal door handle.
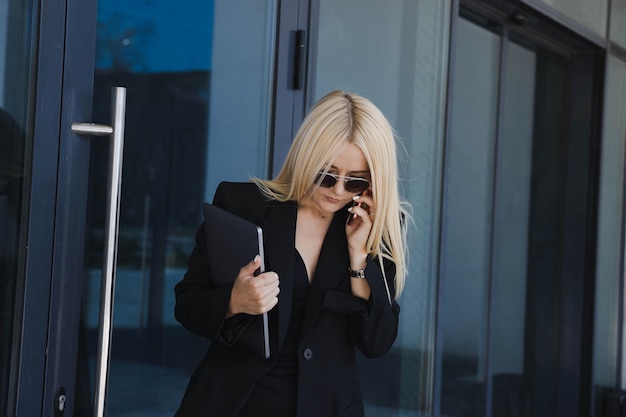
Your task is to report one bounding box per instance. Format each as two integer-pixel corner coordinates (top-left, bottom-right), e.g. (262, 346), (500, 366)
(70, 123), (113, 136)
(71, 86), (127, 417)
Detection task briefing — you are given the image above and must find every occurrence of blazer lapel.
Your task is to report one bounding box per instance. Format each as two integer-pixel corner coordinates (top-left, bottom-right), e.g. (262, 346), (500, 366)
(260, 201), (297, 347)
(300, 209), (350, 338)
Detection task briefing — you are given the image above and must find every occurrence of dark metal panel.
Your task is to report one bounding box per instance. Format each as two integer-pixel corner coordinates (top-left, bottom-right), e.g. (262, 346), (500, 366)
(305, 0), (320, 109)
(270, 0), (299, 177)
(14, 0), (67, 416)
(40, 0), (99, 414)
(564, 49), (605, 417)
(270, 0), (311, 177)
(291, 0), (311, 122)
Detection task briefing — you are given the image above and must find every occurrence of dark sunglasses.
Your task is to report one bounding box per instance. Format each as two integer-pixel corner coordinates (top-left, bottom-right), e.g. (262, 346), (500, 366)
(314, 172), (370, 194)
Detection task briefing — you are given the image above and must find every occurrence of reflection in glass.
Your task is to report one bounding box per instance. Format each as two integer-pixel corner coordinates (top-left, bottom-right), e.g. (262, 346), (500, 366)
(593, 55), (626, 391)
(0, 0), (36, 416)
(489, 40), (535, 417)
(75, 1), (277, 416)
(536, 0), (608, 37)
(610, 0), (626, 48)
(314, 0), (452, 415)
(441, 15), (575, 417)
(440, 17), (501, 415)
(0, 110), (27, 417)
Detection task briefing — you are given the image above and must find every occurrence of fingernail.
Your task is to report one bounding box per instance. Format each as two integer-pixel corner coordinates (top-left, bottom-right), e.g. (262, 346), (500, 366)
(253, 255), (260, 262)
(348, 207), (353, 212)
(353, 195), (360, 200)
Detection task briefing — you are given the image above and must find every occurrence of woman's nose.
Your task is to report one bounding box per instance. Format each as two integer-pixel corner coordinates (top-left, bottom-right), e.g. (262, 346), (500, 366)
(332, 180), (348, 194)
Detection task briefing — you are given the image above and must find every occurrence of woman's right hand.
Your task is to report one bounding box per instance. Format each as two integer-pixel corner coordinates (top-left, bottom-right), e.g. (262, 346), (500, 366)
(226, 255), (280, 318)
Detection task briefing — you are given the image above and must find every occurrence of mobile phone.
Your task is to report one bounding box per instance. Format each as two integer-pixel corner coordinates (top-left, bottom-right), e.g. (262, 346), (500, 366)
(347, 192), (366, 225)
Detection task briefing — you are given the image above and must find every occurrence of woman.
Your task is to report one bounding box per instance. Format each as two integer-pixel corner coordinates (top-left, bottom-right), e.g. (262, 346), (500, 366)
(174, 90), (409, 417)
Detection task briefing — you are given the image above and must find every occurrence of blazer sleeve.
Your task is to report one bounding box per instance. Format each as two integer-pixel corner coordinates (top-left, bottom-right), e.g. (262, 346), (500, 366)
(173, 223), (233, 342)
(323, 256), (401, 358)
(173, 182), (255, 344)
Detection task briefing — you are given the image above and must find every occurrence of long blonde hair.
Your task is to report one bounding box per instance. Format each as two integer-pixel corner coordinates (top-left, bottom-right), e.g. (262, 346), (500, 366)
(253, 90), (409, 298)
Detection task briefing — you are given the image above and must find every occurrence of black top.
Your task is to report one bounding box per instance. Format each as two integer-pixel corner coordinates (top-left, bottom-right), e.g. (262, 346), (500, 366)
(252, 250), (310, 405)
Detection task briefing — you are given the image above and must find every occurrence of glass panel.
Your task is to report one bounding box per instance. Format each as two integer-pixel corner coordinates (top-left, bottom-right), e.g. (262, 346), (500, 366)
(535, 0), (608, 37)
(593, 55), (626, 390)
(439, 17), (501, 416)
(610, 0), (626, 48)
(75, 1), (277, 415)
(490, 40), (535, 412)
(314, 0), (452, 415)
(443, 13), (574, 415)
(0, 0), (36, 415)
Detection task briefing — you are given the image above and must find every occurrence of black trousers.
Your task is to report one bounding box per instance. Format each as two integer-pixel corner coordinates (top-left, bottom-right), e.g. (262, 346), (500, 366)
(236, 391), (296, 417)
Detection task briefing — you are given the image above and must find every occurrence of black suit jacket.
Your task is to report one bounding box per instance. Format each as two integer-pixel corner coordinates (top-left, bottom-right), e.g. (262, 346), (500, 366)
(174, 182), (401, 417)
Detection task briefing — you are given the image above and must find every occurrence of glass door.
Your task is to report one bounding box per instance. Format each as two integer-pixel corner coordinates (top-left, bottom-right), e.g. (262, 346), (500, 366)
(34, 0), (312, 415)
(437, 3), (601, 417)
(74, 2), (279, 416)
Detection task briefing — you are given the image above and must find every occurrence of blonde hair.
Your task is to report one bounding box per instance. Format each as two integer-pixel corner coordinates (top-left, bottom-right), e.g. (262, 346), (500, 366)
(253, 90), (409, 298)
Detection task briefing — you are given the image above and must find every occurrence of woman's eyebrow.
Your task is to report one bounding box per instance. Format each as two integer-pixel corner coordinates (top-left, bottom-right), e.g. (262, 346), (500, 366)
(349, 170), (370, 175)
(328, 165), (369, 174)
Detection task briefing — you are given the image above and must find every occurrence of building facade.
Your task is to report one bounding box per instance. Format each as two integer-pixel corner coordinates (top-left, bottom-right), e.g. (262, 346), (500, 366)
(1, 0), (626, 416)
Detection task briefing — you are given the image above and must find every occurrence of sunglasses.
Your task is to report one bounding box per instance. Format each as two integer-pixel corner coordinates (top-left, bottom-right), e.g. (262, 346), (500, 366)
(314, 172), (370, 194)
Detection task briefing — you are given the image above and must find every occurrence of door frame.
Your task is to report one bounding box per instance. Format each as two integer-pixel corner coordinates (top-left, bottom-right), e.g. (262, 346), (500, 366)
(12, 0), (71, 415)
(38, 0), (99, 414)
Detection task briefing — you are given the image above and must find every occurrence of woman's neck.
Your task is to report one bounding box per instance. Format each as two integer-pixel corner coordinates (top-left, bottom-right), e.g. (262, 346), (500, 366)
(297, 198), (334, 221)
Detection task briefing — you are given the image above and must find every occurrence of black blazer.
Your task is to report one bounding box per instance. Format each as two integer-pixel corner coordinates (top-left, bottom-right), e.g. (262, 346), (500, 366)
(174, 182), (401, 417)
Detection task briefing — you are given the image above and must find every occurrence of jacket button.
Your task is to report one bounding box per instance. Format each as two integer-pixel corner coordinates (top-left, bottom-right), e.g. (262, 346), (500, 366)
(303, 348), (314, 360)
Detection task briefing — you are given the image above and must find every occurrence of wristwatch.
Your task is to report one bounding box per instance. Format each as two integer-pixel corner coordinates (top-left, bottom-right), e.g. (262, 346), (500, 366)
(348, 268), (366, 279)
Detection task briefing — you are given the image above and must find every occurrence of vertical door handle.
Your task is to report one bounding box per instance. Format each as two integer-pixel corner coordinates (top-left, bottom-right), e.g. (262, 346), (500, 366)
(71, 86), (127, 417)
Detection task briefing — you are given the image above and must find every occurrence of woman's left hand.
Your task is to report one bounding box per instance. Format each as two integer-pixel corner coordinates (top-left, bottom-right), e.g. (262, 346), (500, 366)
(345, 191), (375, 268)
